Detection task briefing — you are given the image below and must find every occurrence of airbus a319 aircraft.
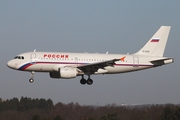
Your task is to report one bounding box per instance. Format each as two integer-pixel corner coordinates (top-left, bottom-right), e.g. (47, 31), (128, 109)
(7, 26), (173, 85)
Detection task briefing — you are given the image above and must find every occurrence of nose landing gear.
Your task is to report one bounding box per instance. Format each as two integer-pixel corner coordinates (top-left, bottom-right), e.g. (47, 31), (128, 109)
(29, 78), (34, 83)
(29, 71), (35, 83)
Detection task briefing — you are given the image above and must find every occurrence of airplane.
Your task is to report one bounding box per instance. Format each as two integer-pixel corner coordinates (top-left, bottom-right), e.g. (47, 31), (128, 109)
(7, 26), (173, 85)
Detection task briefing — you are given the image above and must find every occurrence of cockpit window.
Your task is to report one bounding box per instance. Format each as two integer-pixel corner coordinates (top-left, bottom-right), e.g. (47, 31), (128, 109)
(14, 56), (24, 60)
(14, 56), (18, 59)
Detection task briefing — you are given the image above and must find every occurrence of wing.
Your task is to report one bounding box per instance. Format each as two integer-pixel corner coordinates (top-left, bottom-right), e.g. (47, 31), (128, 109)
(77, 58), (120, 74)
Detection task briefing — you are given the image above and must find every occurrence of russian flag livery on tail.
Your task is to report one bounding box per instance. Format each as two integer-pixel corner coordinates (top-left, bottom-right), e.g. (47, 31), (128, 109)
(151, 38), (159, 42)
(7, 26), (173, 85)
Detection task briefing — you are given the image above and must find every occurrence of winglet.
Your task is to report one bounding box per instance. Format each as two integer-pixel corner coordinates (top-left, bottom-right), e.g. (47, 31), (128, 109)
(120, 56), (126, 62)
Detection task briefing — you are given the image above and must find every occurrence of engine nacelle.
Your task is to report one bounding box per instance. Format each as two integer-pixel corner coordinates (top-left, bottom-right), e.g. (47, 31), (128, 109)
(50, 67), (77, 79)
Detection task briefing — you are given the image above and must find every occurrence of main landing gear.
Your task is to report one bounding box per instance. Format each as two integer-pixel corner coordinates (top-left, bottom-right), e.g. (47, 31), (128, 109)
(80, 75), (93, 85)
(29, 71), (35, 83)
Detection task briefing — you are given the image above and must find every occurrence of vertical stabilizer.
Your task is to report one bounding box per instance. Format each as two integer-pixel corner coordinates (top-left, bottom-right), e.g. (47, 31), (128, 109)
(135, 26), (171, 57)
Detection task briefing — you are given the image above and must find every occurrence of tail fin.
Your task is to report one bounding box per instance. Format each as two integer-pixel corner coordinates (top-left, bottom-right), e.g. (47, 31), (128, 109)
(135, 26), (171, 57)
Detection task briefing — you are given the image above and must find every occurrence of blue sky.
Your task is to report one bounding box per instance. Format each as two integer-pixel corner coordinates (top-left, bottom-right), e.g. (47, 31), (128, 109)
(0, 0), (180, 105)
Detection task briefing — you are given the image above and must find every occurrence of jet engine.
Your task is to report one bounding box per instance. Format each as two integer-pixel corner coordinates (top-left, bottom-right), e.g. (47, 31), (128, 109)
(50, 67), (77, 79)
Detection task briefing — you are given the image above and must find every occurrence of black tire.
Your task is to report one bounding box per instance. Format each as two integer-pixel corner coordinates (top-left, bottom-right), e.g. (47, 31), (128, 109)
(87, 79), (93, 85)
(29, 78), (34, 83)
(80, 78), (87, 85)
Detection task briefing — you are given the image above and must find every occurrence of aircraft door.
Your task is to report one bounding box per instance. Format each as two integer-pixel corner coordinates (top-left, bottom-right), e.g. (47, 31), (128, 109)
(133, 56), (139, 67)
(30, 53), (36, 64)
(74, 57), (78, 63)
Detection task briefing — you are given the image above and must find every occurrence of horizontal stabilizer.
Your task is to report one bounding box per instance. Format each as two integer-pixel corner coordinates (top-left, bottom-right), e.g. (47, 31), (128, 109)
(150, 58), (174, 66)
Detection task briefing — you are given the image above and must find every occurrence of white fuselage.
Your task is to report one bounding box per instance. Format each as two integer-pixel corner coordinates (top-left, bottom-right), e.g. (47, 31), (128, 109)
(7, 52), (163, 75)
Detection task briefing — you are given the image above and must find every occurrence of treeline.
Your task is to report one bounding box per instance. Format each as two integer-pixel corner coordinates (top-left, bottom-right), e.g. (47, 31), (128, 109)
(0, 97), (53, 112)
(0, 97), (180, 120)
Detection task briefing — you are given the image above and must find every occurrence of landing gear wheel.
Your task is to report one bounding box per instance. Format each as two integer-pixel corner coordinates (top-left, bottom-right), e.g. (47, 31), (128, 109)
(87, 78), (93, 85)
(80, 78), (87, 85)
(29, 71), (35, 83)
(29, 78), (34, 83)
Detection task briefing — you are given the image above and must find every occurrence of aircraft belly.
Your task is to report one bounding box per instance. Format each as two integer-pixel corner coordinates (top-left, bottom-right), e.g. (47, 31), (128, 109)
(105, 66), (151, 74)
(105, 66), (132, 73)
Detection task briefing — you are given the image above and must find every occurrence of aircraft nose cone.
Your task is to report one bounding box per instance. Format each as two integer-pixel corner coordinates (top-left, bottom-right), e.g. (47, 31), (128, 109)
(7, 60), (16, 69)
(7, 61), (12, 68)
